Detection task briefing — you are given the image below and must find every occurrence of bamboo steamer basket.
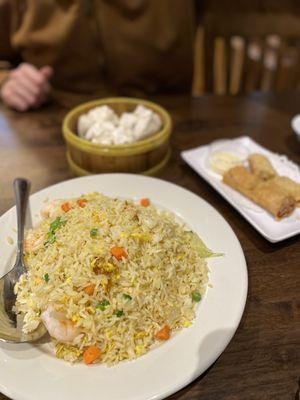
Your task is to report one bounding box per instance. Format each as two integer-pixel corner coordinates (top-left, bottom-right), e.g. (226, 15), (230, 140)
(62, 97), (172, 175)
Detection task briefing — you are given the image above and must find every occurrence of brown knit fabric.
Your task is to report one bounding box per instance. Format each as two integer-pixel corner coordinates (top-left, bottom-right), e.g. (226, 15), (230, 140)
(0, 0), (197, 104)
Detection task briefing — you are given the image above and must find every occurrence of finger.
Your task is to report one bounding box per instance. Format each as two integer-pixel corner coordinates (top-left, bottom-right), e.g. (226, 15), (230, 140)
(14, 72), (51, 98)
(34, 81), (52, 107)
(6, 80), (36, 107)
(9, 96), (28, 111)
(11, 64), (51, 94)
(13, 74), (40, 98)
(40, 66), (53, 79)
(17, 63), (48, 87)
(41, 79), (51, 94)
(1, 87), (28, 111)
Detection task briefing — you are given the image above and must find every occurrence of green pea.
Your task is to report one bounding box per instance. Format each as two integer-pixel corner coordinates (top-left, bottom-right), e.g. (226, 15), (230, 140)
(90, 228), (98, 238)
(191, 291), (201, 302)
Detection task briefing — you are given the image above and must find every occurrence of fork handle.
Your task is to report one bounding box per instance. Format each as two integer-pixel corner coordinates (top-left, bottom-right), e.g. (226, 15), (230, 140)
(13, 178), (31, 258)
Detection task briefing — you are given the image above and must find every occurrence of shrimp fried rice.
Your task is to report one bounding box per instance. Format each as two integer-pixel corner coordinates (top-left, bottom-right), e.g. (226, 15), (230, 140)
(15, 193), (211, 364)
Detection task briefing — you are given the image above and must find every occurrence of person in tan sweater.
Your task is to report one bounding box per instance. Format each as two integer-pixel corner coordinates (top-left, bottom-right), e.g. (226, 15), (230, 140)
(0, 0), (198, 111)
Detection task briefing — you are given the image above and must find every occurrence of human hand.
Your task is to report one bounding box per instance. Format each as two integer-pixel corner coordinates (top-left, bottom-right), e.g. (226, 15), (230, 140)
(0, 63), (53, 111)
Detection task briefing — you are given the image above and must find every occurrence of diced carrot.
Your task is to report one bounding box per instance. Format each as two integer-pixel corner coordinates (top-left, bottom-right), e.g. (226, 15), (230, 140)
(155, 325), (171, 340)
(61, 202), (71, 212)
(84, 283), (96, 296)
(140, 198), (150, 207)
(83, 345), (101, 365)
(77, 199), (87, 208)
(110, 246), (127, 260)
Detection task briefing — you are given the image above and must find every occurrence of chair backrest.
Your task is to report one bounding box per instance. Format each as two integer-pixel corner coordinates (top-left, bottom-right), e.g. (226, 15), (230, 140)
(192, 13), (300, 95)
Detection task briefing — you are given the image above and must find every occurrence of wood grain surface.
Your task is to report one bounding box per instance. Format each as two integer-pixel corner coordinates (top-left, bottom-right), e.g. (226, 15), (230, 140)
(0, 93), (299, 400)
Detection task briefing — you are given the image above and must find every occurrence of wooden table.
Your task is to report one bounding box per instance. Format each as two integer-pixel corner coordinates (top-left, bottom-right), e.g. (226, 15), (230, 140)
(0, 93), (299, 400)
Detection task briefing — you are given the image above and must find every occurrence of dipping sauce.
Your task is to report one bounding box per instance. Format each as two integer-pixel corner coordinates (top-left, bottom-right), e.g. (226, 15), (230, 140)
(210, 151), (243, 175)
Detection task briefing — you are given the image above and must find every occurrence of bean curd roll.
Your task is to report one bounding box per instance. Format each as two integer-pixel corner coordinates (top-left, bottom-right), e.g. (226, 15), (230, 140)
(251, 180), (295, 219)
(271, 176), (300, 206)
(248, 153), (277, 180)
(223, 165), (258, 193)
(223, 166), (295, 219)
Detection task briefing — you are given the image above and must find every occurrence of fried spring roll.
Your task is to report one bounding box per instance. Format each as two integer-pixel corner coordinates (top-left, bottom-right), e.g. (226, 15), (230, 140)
(272, 176), (300, 206)
(252, 180), (295, 219)
(248, 153), (277, 180)
(223, 165), (258, 192)
(223, 166), (295, 219)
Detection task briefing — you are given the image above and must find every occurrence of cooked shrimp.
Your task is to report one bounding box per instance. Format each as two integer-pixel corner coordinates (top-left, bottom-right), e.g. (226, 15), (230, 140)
(41, 305), (79, 343)
(40, 200), (61, 219)
(24, 230), (45, 252)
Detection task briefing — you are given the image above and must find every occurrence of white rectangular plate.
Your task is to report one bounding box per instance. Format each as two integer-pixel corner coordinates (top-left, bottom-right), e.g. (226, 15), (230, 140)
(181, 136), (300, 243)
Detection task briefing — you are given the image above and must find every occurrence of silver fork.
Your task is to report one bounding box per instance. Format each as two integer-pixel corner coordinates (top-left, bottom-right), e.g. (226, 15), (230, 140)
(0, 178), (46, 342)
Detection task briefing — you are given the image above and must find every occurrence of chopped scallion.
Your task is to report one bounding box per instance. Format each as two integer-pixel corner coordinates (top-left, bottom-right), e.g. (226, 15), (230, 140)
(115, 310), (124, 318)
(45, 217), (66, 246)
(96, 299), (110, 311)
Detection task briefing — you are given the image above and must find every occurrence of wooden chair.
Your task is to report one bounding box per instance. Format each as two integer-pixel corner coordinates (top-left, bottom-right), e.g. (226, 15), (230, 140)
(192, 13), (300, 95)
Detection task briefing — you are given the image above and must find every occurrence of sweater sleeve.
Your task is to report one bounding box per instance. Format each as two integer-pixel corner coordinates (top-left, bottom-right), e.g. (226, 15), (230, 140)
(0, 0), (20, 86)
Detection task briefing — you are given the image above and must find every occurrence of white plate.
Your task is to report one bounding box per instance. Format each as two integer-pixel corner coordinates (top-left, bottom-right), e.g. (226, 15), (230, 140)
(0, 174), (247, 400)
(291, 114), (300, 143)
(181, 136), (300, 243)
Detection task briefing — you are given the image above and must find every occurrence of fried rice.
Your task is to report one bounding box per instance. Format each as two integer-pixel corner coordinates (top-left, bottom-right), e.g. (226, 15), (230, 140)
(14, 192), (211, 365)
